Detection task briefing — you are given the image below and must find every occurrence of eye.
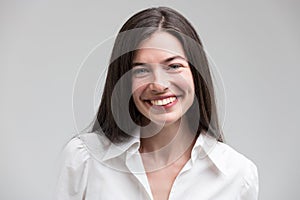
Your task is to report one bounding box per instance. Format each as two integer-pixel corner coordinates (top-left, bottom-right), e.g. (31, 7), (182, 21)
(132, 67), (150, 77)
(167, 63), (184, 71)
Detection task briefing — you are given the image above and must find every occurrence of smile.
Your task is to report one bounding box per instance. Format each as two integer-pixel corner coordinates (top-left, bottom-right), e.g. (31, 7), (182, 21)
(150, 96), (177, 106)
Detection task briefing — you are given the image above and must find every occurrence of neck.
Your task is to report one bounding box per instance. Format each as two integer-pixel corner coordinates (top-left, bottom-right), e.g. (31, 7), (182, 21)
(139, 116), (196, 170)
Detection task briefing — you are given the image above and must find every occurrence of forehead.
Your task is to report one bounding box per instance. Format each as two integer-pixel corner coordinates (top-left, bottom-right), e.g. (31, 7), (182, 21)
(134, 31), (186, 62)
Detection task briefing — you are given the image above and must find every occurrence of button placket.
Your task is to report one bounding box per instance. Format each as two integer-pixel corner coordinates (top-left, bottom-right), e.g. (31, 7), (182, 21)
(126, 151), (154, 200)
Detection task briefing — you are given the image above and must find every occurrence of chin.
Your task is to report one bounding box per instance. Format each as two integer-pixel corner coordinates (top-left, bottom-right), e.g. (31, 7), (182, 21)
(148, 115), (182, 126)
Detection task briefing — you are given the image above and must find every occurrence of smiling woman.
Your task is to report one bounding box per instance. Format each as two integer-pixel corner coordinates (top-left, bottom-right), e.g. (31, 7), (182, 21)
(56, 7), (259, 200)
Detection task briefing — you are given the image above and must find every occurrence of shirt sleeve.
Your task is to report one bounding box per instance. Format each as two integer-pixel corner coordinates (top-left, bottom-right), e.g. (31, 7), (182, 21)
(240, 160), (259, 200)
(55, 136), (90, 200)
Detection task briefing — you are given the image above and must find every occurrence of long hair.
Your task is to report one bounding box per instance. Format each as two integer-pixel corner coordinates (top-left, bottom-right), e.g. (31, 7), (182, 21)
(91, 7), (224, 143)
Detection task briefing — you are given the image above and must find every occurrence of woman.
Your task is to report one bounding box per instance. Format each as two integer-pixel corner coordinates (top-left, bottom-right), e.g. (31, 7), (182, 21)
(56, 7), (259, 200)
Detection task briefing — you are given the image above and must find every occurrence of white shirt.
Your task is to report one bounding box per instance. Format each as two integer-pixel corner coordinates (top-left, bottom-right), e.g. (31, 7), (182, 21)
(56, 128), (259, 200)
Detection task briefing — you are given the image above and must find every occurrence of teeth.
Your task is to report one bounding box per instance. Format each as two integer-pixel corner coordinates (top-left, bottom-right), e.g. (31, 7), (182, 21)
(150, 97), (176, 106)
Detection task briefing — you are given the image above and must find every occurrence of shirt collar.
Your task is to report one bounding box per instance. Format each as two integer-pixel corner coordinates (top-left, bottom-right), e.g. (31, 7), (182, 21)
(102, 127), (141, 161)
(101, 128), (229, 176)
(193, 133), (229, 176)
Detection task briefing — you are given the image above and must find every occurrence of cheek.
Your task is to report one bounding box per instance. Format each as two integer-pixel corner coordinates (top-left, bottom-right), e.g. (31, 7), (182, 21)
(131, 79), (140, 94)
(176, 72), (195, 93)
(132, 76), (152, 94)
(132, 80), (146, 103)
(185, 71), (195, 93)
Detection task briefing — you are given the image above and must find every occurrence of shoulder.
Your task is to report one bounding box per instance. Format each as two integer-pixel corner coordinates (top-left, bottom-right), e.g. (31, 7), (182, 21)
(56, 134), (100, 199)
(60, 136), (90, 169)
(205, 141), (259, 198)
(218, 142), (256, 165)
(214, 142), (258, 179)
(61, 132), (111, 166)
(217, 142), (259, 197)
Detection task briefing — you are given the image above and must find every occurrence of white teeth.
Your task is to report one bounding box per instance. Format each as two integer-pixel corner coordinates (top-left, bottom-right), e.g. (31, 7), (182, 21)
(150, 97), (176, 106)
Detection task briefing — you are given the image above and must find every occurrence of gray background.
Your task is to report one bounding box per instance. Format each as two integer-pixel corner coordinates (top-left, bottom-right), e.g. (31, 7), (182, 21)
(1, 0), (299, 199)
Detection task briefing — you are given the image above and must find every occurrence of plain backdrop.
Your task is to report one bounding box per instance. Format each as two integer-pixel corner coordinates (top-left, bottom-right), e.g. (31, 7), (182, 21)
(1, 0), (299, 199)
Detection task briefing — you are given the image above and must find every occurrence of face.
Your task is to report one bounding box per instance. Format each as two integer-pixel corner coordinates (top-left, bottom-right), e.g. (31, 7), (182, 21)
(131, 31), (195, 126)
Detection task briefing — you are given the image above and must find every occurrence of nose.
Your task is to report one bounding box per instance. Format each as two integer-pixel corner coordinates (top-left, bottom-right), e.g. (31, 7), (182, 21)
(149, 68), (170, 93)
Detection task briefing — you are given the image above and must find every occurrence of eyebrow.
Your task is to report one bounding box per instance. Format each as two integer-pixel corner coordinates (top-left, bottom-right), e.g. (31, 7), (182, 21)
(132, 55), (187, 67)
